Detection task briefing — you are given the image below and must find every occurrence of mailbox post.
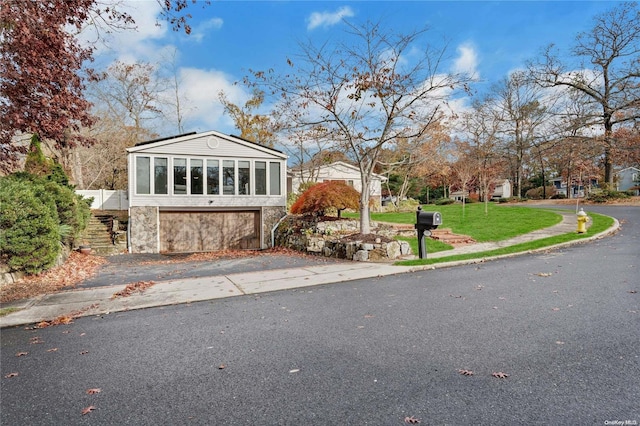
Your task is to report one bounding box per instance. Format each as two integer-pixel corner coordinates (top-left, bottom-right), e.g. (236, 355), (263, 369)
(415, 206), (442, 259)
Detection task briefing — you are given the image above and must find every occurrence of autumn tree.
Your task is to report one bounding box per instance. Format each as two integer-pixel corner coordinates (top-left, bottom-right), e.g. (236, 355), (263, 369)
(254, 21), (471, 234)
(0, 0), (98, 172)
(378, 122), (450, 209)
(528, 1), (640, 185)
(219, 89), (278, 147)
(290, 181), (360, 218)
(0, 0), (208, 173)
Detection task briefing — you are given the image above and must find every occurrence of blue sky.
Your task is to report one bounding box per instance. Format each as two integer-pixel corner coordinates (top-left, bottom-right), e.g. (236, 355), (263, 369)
(90, 1), (622, 136)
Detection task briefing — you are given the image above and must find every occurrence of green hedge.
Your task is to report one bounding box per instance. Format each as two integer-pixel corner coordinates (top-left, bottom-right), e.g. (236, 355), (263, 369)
(0, 171), (91, 274)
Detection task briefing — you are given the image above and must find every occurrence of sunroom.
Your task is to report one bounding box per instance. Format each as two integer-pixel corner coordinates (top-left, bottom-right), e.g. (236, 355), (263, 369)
(127, 131), (288, 253)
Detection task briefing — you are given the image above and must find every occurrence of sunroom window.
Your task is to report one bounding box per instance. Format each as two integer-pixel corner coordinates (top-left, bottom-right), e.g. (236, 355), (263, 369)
(136, 156), (150, 194)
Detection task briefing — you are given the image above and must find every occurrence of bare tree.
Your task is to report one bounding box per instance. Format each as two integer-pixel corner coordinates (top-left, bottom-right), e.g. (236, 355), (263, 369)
(491, 71), (550, 198)
(460, 99), (506, 213)
(252, 21), (471, 233)
(528, 1), (640, 185)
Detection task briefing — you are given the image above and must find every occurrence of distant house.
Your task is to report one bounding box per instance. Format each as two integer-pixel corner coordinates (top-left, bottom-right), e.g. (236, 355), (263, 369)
(616, 167), (640, 195)
(450, 179), (511, 202)
(288, 161), (386, 208)
(491, 179), (512, 199)
(550, 176), (599, 198)
(127, 131), (288, 253)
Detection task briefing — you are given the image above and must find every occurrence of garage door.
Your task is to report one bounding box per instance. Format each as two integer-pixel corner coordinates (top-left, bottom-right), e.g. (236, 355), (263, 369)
(159, 211), (260, 253)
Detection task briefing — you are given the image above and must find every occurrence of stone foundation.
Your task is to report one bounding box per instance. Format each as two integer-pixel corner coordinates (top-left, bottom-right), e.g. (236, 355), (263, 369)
(129, 206), (159, 253)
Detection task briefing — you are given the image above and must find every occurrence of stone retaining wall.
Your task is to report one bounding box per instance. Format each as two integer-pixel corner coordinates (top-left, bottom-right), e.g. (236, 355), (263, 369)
(274, 216), (412, 261)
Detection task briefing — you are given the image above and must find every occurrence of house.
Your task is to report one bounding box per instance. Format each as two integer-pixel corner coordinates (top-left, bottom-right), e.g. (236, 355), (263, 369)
(127, 131), (288, 253)
(492, 179), (512, 199)
(550, 176), (599, 198)
(288, 161), (386, 208)
(616, 167), (640, 195)
(450, 179), (511, 202)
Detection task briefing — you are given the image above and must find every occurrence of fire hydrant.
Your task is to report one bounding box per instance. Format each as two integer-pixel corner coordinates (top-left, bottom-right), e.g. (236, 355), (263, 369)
(576, 208), (589, 233)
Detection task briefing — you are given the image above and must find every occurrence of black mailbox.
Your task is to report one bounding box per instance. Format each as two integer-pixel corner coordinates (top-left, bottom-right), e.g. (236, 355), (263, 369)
(416, 210), (442, 229)
(415, 206), (442, 259)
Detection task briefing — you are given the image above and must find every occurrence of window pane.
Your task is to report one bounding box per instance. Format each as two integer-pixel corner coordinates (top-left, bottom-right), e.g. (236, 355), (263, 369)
(154, 158), (168, 194)
(255, 161), (266, 195)
(269, 162), (281, 195)
(191, 159), (203, 194)
(207, 159), (219, 195)
(223, 160), (235, 195)
(238, 160), (250, 195)
(136, 156), (150, 194)
(174, 158), (187, 194)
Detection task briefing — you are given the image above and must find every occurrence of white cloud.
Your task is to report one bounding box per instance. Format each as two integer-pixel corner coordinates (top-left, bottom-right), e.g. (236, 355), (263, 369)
(453, 42), (479, 79)
(307, 6), (354, 30)
(191, 17), (224, 43)
(177, 68), (248, 133)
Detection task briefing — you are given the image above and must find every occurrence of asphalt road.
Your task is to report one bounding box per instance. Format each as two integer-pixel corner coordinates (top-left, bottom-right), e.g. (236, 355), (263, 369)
(1, 206), (638, 425)
(74, 251), (350, 289)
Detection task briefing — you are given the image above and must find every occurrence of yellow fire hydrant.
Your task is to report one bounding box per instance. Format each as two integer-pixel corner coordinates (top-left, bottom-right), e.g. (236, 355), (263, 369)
(576, 208), (589, 233)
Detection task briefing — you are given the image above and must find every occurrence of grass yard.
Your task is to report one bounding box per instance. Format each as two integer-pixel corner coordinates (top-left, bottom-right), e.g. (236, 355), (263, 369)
(396, 212), (614, 266)
(345, 202), (562, 242)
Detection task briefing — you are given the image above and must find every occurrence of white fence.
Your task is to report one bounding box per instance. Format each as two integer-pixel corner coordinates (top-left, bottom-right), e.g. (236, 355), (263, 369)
(76, 190), (129, 211)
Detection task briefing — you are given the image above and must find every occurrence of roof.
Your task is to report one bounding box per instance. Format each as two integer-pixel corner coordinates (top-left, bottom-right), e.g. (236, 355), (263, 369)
(127, 130), (286, 158)
(290, 161), (386, 181)
(616, 166), (640, 174)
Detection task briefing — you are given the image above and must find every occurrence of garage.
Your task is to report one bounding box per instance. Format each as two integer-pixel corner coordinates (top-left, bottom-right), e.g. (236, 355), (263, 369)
(159, 210), (260, 253)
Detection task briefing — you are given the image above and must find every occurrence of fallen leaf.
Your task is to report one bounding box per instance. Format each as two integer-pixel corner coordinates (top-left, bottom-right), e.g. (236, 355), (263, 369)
(628, 290), (637, 294)
(458, 369), (474, 376)
(29, 336), (43, 344)
(537, 272), (553, 277)
(80, 350), (89, 355)
(364, 314), (374, 318)
(289, 369), (300, 373)
(15, 352), (28, 357)
(47, 348), (59, 352)
(218, 364), (226, 370)
(111, 281), (156, 298)
(404, 416), (421, 424)
(4, 372), (18, 378)
(81, 406), (96, 415)
(555, 341), (565, 345)
(86, 388), (101, 395)
(492, 372), (509, 379)
(0, 251), (107, 303)
(552, 307), (560, 311)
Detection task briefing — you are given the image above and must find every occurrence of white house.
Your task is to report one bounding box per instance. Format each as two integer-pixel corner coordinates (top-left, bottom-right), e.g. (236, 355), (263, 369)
(450, 179), (511, 201)
(127, 131), (288, 253)
(492, 179), (512, 199)
(288, 161), (386, 208)
(616, 166), (640, 195)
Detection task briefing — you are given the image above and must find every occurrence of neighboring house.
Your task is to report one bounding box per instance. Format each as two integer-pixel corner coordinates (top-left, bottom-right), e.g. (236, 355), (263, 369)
(450, 179), (511, 201)
(288, 161), (386, 208)
(127, 131), (288, 253)
(616, 167), (640, 195)
(492, 179), (512, 199)
(550, 176), (599, 198)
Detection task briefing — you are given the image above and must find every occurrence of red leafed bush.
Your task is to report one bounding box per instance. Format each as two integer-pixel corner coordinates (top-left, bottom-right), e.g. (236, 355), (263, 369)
(290, 181), (360, 217)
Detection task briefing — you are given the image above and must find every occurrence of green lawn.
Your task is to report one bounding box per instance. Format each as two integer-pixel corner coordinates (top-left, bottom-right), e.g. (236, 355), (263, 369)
(396, 212), (614, 266)
(344, 203), (614, 264)
(345, 203), (562, 242)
